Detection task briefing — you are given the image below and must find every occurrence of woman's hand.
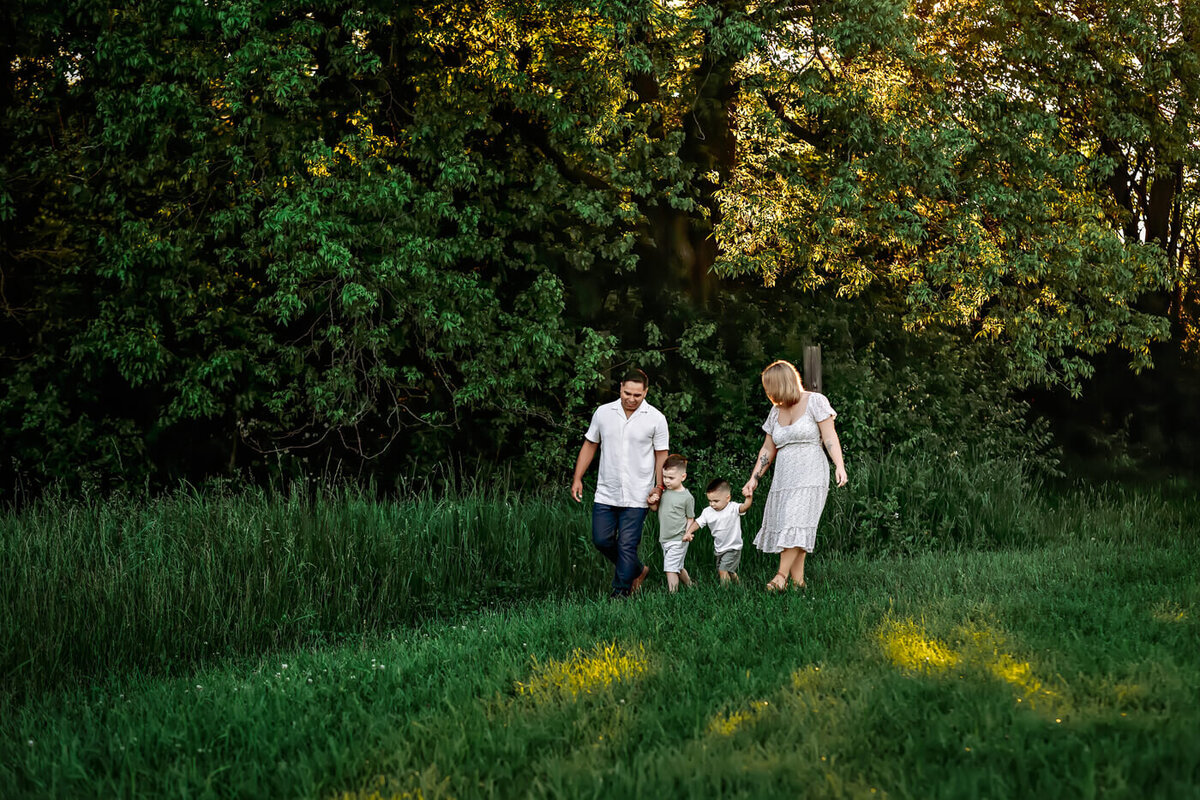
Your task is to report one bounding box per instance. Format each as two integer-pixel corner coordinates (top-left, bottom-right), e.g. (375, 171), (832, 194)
(835, 466), (847, 487)
(742, 477), (758, 496)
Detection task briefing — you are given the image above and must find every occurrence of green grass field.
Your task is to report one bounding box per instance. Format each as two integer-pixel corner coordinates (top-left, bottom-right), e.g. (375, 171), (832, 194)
(1, 469), (1198, 798)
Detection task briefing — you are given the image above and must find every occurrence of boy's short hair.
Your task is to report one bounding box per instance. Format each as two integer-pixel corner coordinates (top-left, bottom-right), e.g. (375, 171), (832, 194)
(663, 453), (688, 473)
(706, 478), (731, 495)
(621, 368), (650, 389)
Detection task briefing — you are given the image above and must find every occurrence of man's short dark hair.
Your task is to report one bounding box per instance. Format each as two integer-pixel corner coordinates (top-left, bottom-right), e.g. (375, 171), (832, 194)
(620, 368), (649, 389)
(663, 453), (688, 472)
(706, 478), (731, 495)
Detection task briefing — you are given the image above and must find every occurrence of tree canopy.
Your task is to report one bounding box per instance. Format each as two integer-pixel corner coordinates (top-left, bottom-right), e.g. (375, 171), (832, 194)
(1, 0), (1196, 491)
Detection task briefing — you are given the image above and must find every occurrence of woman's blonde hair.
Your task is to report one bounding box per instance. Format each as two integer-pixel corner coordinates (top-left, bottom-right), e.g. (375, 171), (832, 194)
(761, 360), (804, 406)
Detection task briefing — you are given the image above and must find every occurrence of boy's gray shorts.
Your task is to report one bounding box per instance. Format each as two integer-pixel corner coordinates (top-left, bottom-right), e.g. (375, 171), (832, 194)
(715, 549), (742, 573)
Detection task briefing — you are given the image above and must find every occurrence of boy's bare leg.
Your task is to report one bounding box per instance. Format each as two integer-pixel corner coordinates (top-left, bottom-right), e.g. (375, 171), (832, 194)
(718, 570), (731, 584)
(666, 572), (680, 593)
(680, 568), (693, 587)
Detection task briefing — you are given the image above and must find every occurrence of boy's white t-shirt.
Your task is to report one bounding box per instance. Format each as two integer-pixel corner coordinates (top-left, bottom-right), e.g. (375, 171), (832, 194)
(695, 502), (745, 552)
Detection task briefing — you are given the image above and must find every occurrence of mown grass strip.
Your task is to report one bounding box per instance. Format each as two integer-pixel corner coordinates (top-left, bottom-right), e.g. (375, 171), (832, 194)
(1, 538), (1196, 799)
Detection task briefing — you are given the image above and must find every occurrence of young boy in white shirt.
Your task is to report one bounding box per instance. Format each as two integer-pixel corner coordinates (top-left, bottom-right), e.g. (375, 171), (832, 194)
(686, 478), (753, 584)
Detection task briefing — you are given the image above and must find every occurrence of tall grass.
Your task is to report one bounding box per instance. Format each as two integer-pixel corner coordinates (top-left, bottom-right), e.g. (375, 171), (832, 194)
(820, 452), (1045, 551)
(1, 457), (1193, 703)
(0, 485), (591, 702)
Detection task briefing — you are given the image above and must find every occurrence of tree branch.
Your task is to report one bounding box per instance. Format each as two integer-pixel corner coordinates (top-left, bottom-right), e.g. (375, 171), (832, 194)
(764, 93), (825, 149)
(500, 104), (615, 194)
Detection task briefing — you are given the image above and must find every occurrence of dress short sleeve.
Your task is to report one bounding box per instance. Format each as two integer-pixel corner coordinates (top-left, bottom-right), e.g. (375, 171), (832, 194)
(761, 405), (779, 434)
(808, 393), (836, 422)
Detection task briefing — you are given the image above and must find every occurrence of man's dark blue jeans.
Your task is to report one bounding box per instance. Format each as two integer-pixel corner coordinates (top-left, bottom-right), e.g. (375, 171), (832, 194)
(591, 503), (648, 597)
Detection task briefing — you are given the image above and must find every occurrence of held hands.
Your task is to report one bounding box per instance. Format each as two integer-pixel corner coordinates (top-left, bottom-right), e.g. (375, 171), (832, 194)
(741, 478), (758, 497)
(737, 486), (754, 513)
(682, 532), (694, 542)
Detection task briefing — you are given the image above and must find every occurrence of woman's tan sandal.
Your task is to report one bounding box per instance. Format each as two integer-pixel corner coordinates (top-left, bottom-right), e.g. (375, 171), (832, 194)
(766, 573), (789, 593)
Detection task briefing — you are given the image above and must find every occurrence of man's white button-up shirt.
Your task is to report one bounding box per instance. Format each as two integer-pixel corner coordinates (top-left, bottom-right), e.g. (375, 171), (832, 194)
(584, 399), (669, 508)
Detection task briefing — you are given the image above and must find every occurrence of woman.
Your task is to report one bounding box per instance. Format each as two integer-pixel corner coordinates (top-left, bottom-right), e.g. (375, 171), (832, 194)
(743, 360), (847, 592)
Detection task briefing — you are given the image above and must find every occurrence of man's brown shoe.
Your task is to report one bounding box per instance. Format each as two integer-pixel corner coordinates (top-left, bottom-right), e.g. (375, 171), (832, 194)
(630, 565), (651, 594)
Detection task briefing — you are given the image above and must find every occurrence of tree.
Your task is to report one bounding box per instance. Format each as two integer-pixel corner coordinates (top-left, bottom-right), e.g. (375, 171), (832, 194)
(2, 0), (1193, 492)
(707, 0), (1179, 390)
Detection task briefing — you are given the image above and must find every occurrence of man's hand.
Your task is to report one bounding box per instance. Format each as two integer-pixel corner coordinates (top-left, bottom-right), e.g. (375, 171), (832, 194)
(571, 439), (599, 504)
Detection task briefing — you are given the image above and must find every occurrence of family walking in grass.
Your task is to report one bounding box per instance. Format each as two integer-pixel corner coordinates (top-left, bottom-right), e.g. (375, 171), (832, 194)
(571, 361), (847, 598)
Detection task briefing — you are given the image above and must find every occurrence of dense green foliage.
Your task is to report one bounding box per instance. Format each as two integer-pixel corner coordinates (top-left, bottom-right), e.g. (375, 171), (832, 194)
(2, 0), (1197, 492)
(3, 467), (1195, 703)
(4, 9), (1197, 794)
(3, 520), (1197, 797)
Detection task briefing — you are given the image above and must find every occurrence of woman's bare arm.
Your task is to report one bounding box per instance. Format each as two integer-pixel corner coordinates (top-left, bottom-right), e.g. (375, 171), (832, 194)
(742, 435), (777, 495)
(817, 417), (848, 487)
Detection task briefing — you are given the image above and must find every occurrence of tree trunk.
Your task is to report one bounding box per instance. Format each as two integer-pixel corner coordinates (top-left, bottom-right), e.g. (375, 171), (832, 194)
(645, 0), (744, 305)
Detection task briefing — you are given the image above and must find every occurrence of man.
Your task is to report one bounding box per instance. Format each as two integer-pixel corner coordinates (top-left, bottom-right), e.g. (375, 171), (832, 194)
(571, 369), (669, 598)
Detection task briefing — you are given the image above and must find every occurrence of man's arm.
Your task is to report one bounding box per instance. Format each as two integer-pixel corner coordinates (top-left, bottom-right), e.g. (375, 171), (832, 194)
(571, 439), (599, 502)
(647, 448), (669, 504)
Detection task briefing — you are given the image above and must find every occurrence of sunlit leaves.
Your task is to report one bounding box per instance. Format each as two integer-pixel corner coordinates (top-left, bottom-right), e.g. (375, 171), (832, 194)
(3, 0), (1193, 490)
(710, 0), (1179, 391)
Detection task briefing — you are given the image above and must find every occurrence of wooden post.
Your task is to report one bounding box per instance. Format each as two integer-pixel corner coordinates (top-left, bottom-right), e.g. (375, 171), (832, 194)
(803, 344), (822, 394)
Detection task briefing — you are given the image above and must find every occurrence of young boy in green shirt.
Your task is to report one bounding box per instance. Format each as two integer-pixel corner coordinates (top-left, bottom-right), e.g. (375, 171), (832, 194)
(649, 453), (695, 593)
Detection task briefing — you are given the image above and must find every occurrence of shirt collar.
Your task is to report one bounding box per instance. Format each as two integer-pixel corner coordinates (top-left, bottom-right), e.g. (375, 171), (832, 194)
(609, 400), (653, 418)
